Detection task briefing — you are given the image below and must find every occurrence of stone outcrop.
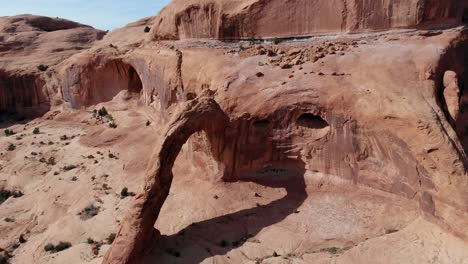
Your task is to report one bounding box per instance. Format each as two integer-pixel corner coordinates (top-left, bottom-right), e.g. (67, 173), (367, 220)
(0, 15), (105, 117)
(152, 0), (468, 40)
(1, 2), (468, 263)
(103, 97), (229, 264)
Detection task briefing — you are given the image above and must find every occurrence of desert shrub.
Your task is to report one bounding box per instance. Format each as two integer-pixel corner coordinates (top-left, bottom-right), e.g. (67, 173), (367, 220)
(0, 189), (23, 204)
(63, 165), (77, 171)
(106, 233), (116, 244)
(0, 254), (9, 264)
(60, 135), (68, 141)
(54, 241), (72, 252)
(109, 122), (117, 128)
(272, 38), (282, 45)
(146, 120), (151, 126)
(19, 235), (26, 243)
(4, 218), (15, 223)
(37, 65), (49, 72)
(79, 205), (100, 220)
(87, 238), (95, 244)
(44, 241), (71, 253)
(33, 128), (40, 134)
(98, 107), (108, 117)
(47, 157), (56, 165)
(44, 243), (55, 252)
(320, 247), (339, 254)
(4, 129), (15, 136)
(7, 144), (15, 151)
(144, 26), (151, 33)
(120, 187), (129, 197)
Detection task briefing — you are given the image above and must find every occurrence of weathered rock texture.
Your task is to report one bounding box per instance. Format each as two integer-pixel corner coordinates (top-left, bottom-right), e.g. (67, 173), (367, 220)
(0, 15), (105, 117)
(1, 2), (468, 264)
(152, 0), (468, 40)
(103, 97), (229, 264)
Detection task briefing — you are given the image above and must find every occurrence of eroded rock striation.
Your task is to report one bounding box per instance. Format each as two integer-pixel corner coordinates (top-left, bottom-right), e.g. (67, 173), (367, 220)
(1, 1), (468, 264)
(152, 0), (468, 40)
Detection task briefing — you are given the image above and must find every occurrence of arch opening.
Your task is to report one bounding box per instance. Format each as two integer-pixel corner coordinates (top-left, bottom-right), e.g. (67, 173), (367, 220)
(84, 60), (143, 106)
(296, 113), (329, 129)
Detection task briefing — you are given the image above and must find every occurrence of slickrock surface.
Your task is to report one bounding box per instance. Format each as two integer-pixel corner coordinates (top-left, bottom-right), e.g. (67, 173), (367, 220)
(1, 1), (468, 264)
(152, 0), (468, 40)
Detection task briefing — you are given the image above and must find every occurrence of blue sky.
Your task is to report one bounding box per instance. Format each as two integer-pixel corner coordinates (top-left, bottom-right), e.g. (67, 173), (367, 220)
(2, 0), (172, 30)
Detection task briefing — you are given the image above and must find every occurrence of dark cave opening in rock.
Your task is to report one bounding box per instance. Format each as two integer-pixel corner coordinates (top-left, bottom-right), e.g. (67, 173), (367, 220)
(296, 113), (329, 129)
(127, 66), (143, 94)
(463, 9), (468, 23)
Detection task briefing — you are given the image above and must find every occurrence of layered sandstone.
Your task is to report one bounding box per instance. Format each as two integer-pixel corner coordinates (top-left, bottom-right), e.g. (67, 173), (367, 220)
(0, 15), (105, 117)
(152, 0), (468, 40)
(0, 2), (468, 264)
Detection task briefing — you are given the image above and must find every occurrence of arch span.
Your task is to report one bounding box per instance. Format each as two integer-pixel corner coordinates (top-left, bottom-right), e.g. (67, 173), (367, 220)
(103, 97), (230, 264)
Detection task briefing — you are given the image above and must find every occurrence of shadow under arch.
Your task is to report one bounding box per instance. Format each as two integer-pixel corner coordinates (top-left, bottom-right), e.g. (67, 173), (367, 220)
(103, 96), (309, 264)
(143, 161), (306, 264)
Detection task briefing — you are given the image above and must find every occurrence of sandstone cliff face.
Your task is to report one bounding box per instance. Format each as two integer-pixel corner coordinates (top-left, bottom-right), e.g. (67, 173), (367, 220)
(1, 3), (468, 264)
(152, 0), (468, 40)
(0, 15), (105, 117)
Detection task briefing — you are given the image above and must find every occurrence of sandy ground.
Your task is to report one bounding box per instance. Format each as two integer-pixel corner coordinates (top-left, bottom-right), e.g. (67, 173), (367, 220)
(1, 96), (468, 264)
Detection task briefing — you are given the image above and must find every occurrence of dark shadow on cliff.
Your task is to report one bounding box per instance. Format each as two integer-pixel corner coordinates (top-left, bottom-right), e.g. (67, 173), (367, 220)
(142, 159), (307, 264)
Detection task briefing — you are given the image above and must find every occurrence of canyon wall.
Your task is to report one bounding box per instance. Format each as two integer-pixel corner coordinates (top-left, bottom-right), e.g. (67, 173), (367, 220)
(152, 0), (468, 40)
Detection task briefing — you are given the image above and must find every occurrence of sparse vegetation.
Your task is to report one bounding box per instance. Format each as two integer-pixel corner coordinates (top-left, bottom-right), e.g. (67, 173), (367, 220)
(37, 64), (49, 72)
(98, 107), (108, 117)
(33, 128), (40, 134)
(4, 129), (15, 137)
(4, 218), (15, 223)
(120, 187), (135, 198)
(144, 26), (151, 33)
(79, 204), (100, 220)
(19, 235), (26, 243)
(63, 165), (77, 171)
(146, 120), (151, 126)
(44, 241), (72, 253)
(106, 233), (116, 244)
(109, 122), (117, 128)
(320, 247), (339, 254)
(60, 135), (68, 141)
(0, 189), (23, 204)
(272, 251), (279, 257)
(6, 144), (15, 151)
(272, 38), (282, 45)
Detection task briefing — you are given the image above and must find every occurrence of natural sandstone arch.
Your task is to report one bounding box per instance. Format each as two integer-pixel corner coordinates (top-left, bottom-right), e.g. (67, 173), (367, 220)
(103, 97), (230, 264)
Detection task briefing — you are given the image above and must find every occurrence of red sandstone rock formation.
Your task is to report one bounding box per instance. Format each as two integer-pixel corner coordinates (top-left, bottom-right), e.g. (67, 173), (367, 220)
(1, 1), (468, 264)
(152, 0), (468, 40)
(0, 15), (105, 117)
(103, 97), (229, 264)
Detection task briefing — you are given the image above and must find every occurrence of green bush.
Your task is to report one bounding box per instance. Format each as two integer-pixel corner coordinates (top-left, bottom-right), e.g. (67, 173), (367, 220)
(79, 205), (100, 220)
(7, 144), (15, 151)
(98, 107), (108, 117)
(54, 241), (72, 252)
(44, 243), (55, 252)
(120, 187), (129, 197)
(63, 165), (77, 171)
(107, 233), (116, 244)
(4, 129), (15, 136)
(272, 38), (282, 45)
